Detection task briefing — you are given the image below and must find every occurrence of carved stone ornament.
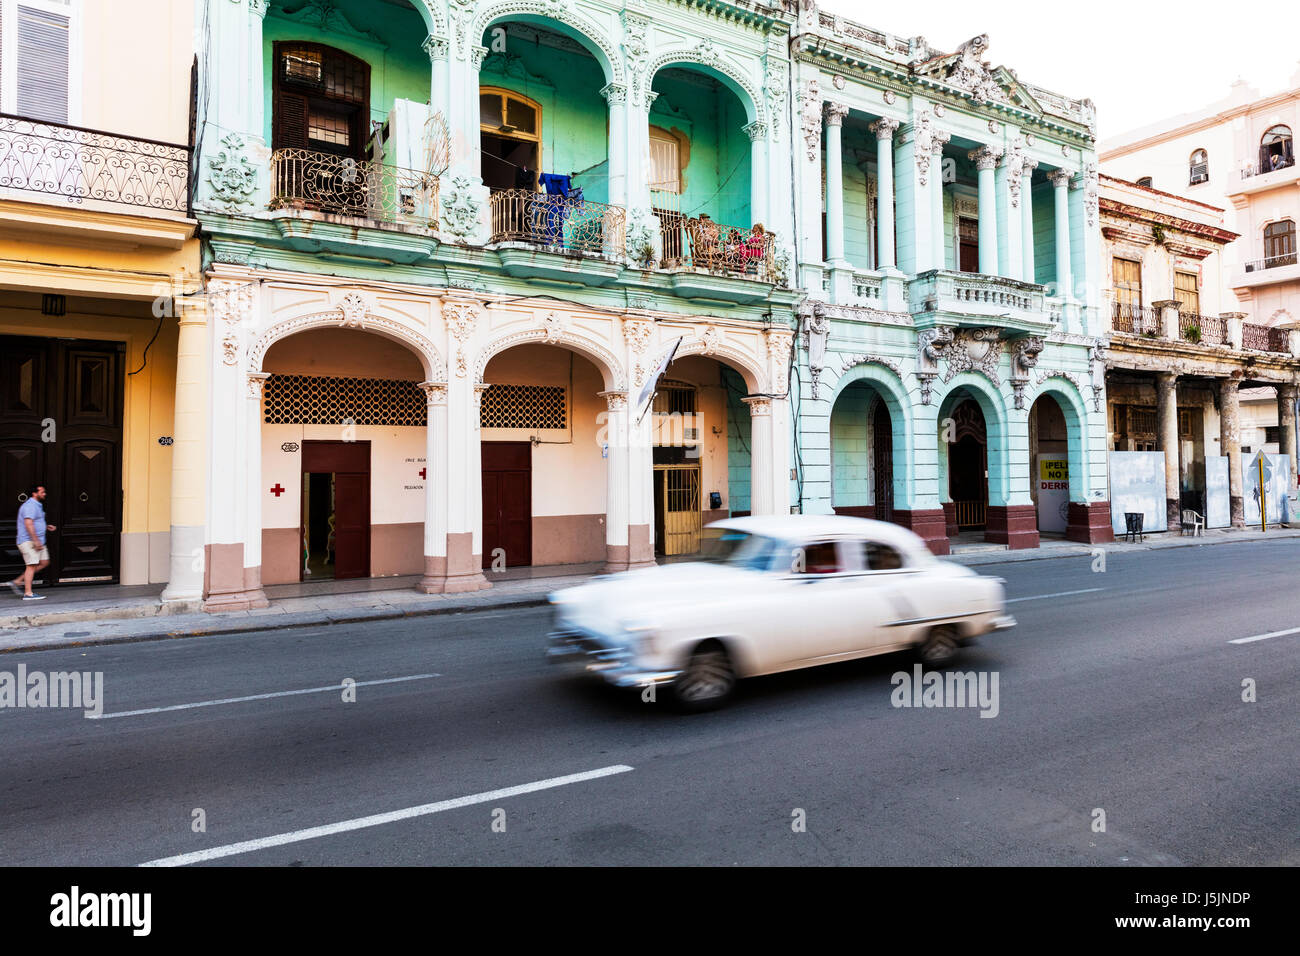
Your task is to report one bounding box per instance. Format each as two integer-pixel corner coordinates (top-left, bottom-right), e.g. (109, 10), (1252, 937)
(623, 11), (650, 101)
(440, 175), (481, 241)
(743, 396), (772, 416)
(917, 325), (954, 374)
(206, 134), (258, 209)
(337, 290), (368, 328)
(870, 117), (900, 141)
(968, 145), (1002, 171)
(1083, 162), (1099, 228)
(763, 61), (788, 134)
(944, 34), (1007, 104)
(246, 372), (269, 400)
(805, 303), (830, 399)
(700, 325), (721, 356)
(443, 300), (480, 377)
(221, 335), (240, 367)
(208, 281), (252, 327)
(542, 311), (566, 344)
(1012, 336), (1045, 377)
(801, 79), (822, 163)
(913, 111), (934, 186)
(418, 382), (448, 407)
(942, 327), (1003, 386)
(1003, 141), (1025, 208)
(917, 372), (937, 405)
(884, 90), (897, 105)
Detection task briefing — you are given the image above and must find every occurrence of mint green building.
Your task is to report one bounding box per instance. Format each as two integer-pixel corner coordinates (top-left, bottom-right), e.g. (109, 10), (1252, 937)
(187, 0), (1109, 608)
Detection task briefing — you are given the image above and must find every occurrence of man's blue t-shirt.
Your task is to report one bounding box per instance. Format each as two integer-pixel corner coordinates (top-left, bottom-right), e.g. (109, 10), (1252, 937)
(16, 498), (45, 545)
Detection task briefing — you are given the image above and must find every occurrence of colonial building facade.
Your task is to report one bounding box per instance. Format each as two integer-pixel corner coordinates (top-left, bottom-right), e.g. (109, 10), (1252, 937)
(0, 0), (200, 591)
(787, 11), (1111, 552)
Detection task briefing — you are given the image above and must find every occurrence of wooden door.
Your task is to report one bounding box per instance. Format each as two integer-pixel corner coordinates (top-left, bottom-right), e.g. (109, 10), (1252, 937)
(331, 472), (370, 579)
(958, 217), (979, 272)
(0, 336), (123, 584)
(481, 442), (531, 568)
(872, 401), (894, 524)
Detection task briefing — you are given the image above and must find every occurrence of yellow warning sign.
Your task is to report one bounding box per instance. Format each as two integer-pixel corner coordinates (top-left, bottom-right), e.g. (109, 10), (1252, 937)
(1039, 459), (1068, 481)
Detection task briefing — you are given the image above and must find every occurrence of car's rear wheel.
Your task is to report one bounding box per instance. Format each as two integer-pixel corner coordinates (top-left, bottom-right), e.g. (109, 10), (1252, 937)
(916, 625), (961, 667)
(672, 641), (735, 711)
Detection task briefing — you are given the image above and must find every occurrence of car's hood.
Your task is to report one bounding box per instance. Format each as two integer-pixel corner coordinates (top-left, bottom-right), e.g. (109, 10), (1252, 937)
(551, 562), (754, 635)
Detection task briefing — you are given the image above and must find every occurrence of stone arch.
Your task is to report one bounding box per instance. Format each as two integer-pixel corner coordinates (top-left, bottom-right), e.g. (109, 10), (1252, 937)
(1033, 374), (1092, 503)
(474, 327), (625, 391)
(647, 49), (764, 126)
(1268, 308), (1294, 328)
(472, 2), (622, 85)
(828, 358), (916, 514)
(248, 310), (446, 381)
(936, 372), (1010, 507)
(656, 334), (767, 394)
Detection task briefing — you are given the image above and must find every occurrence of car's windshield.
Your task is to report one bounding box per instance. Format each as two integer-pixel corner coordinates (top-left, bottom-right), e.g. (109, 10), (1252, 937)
(695, 528), (778, 571)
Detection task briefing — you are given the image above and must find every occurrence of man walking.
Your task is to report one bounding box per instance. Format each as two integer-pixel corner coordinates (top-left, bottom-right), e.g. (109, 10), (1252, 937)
(10, 484), (55, 601)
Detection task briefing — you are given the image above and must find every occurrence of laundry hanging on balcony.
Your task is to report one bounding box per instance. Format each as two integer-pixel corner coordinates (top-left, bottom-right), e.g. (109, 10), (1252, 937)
(537, 173), (584, 245)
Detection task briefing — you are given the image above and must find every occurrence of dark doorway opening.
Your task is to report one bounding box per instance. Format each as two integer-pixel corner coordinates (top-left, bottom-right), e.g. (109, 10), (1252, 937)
(872, 399), (894, 524)
(482, 441), (532, 569)
(958, 216), (979, 273)
(301, 440), (370, 581)
(948, 398), (988, 530)
(0, 334), (124, 585)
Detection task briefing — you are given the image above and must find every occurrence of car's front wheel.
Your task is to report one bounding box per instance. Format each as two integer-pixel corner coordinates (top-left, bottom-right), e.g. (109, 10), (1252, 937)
(672, 641), (735, 711)
(915, 625), (961, 667)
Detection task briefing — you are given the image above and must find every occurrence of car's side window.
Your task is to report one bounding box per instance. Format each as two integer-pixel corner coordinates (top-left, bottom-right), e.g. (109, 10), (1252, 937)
(790, 540), (842, 574)
(865, 542), (906, 571)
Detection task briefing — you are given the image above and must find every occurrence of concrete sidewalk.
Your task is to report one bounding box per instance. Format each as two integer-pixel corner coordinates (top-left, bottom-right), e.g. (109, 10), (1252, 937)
(2, 526), (1296, 654)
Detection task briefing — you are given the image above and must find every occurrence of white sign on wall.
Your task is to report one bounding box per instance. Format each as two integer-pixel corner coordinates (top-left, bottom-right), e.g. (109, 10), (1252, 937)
(1036, 455), (1069, 533)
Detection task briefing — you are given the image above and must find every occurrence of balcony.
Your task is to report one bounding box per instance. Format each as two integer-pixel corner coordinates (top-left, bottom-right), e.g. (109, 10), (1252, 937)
(1228, 155), (1299, 198)
(658, 215), (777, 284)
(1178, 312), (1226, 345)
(0, 113), (189, 213)
(1111, 302), (1160, 335)
(1234, 250), (1300, 291)
(1242, 322), (1290, 354)
(908, 270), (1051, 333)
(270, 148), (438, 229)
(488, 188), (623, 256)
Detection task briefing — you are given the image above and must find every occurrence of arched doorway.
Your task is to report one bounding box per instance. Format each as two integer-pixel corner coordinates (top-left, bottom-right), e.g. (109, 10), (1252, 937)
(829, 382), (896, 522)
(651, 355), (752, 556)
(947, 397), (988, 534)
(1029, 394), (1070, 536)
(259, 327), (429, 585)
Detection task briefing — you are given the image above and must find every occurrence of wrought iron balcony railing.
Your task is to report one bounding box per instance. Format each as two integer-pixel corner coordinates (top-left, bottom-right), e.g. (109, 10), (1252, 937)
(660, 215), (776, 282)
(1243, 251), (1298, 273)
(270, 148), (438, 227)
(489, 188), (624, 255)
(1111, 301), (1159, 335)
(1240, 155), (1295, 178)
(1242, 323), (1290, 353)
(1179, 311), (1226, 345)
(0, 113), (189, 213)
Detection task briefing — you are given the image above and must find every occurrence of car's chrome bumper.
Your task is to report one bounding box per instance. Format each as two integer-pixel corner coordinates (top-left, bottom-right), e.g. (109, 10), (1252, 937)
(547, 628), (681, 688)
(991, 614), (1017, 631)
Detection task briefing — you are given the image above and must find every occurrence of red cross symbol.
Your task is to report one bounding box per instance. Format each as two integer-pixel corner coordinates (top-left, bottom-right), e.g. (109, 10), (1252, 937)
(419, 468), (427, 479)
(270, 484), (285, 497)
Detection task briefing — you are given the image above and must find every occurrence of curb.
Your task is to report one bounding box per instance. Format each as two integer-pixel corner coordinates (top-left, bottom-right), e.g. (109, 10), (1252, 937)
(0, 594), (552, 655)
(948, 529), (1300, 567)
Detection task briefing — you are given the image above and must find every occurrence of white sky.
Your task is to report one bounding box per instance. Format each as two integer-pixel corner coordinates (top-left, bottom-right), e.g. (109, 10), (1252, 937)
(819, 0), (1300, 140)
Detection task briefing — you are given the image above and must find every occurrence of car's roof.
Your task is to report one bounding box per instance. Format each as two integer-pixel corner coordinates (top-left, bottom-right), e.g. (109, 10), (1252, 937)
(706, 514), (932, 552)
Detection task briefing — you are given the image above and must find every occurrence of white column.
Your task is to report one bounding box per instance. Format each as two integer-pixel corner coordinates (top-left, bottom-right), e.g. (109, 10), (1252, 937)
(244, 372), (269, 603)
(996, 150), (1023, 281)
(1049, 168), (1074, 299)
(602, 84), (628, 210)
(160, 306), (209, 604)
(440, 300), (489, 592)
(823, 103), (849, 265)
(746, 121), (769, 227)
(417, 382), (449, 593)
(744, 396), (775, 515)
(970, 145), (1002, 276)
(871, 117), (900, 271)
(930, 130), (950, 271)
(1021, 158), (1038, 282)
(601, 391), (631, 571)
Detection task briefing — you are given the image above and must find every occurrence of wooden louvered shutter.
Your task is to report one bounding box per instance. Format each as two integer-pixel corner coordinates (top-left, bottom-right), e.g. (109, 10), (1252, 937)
(16, 3), (70, 124)
(274, 90), (310, 149)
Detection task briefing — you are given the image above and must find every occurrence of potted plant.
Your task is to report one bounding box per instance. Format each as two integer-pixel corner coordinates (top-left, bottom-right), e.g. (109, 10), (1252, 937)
(633, 241), (656, 269)
(1183, 324), (1202, 343)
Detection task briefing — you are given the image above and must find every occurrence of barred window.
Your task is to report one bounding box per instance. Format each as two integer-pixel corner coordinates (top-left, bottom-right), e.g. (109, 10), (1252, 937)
(263, 374), (426, 426)
(480, 384), (567, 429)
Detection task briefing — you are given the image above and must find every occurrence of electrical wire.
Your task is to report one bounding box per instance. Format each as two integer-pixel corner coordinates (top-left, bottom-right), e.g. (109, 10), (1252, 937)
(128, 311), (165, 377)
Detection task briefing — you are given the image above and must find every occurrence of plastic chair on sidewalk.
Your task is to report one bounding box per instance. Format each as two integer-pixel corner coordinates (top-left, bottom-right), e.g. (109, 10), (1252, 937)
(1180, 509), (1205, 536)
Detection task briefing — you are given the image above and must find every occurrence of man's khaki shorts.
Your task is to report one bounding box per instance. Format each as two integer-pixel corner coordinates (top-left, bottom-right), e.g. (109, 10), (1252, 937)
(17, 541), (49, 565)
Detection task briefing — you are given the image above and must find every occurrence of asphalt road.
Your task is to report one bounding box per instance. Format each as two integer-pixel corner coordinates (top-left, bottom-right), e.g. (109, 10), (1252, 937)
(1, 539), (1295, 866)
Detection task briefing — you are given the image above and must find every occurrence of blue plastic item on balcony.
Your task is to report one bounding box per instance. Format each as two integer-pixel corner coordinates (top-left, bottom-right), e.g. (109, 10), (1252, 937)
(537, 173), (578, 245)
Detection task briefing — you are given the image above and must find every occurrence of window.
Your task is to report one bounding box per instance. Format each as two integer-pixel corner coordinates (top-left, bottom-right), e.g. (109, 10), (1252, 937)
(863, 542), (905, 571)
(1112, 257), (1142, 311)
(478, 87), (541, 190)
(273, 43), (370, 159)
(649, 127), (682, 194)
(2, 0), (79, 123)
(792, 541), (843, 574)
(1264, 220), (1297, 268)
(1174, 271), (1200, 315)
(1136, 176), (1153, 188)
(1260, 125), (1294, 173)
(1188, 149), (1209, 185)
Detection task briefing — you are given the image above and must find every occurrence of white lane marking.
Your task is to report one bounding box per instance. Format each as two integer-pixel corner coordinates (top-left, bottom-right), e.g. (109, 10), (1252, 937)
(1229, 627), (1300, 645)
(140, 764), (635, 867)
(1005, 587), (1104, 604)
(87, 674), (440, 720)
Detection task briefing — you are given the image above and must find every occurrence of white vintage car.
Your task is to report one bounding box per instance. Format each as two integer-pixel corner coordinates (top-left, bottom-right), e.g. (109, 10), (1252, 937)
(547, 515), (1015, 709)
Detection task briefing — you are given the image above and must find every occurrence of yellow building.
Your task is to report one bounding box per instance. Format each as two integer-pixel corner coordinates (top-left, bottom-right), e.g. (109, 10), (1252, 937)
(0, 0), (202, 598)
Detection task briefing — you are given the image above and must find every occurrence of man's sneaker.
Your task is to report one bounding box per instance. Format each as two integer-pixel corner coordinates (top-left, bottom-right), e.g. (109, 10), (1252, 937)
(22, 593), (45, 601)
(7, 581), (21, 597)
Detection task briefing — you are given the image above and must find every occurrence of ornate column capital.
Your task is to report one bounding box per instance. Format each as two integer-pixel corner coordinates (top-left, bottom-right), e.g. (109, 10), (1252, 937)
(599, 390), (629, 412)
(600, 82), (628, 106)
(423, 35), (449, 62)
(246, 371), (270, 400)
(968, 145), (1003, 171)
(1022, 156), (1039, 175)
(246, 0), (269, 19)
(742, 395), (773, 416)
(1047, 167), (1074, 188)
(470, 45), (488, 71)
(823, 102), (850, 126)
(418, 381), (448, 406)
(932, 129), (951, 155)
(743, 120), (769, 143)
(869, 117), (899, 141)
